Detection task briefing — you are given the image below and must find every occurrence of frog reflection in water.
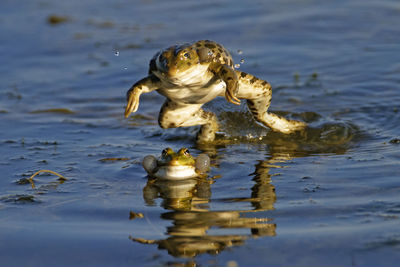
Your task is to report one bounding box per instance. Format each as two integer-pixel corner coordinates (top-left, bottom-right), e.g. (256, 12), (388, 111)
(130, 160), (277, 258)
(124, 40), (306, 143)
(142, 148), (210, 180)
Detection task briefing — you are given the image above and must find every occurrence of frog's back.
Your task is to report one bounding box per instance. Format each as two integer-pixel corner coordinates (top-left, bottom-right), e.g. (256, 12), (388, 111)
(194, 40), (234, 68)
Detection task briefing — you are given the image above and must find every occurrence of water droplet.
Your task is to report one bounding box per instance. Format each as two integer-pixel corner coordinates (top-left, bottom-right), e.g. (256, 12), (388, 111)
(208, 51), (213, 56)
(114, 51), (119, 56)
(234, 63), (241, 69)
(123, 67), (128, 70)
(237, 49), (243, 55)
(240, 59), (245, 64)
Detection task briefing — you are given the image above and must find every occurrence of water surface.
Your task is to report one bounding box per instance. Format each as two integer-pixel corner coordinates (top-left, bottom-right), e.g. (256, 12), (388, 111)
(1, 0), (400, 266)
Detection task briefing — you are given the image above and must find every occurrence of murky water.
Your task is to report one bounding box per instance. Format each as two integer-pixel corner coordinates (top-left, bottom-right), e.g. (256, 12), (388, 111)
(1, 0), (400, 266)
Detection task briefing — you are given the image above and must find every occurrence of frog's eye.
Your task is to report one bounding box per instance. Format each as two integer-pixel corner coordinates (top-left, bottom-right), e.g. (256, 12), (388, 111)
(182, 52), (191, 60)
(183, 149), (190, 156)
(162, 148), (172, 157)
(178, 148), (190, 156)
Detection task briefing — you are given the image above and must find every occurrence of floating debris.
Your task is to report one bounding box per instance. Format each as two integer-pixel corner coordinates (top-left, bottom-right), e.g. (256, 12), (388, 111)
(47, 15), (69, 25)
(27, 170), (67, 189)
(129, 211), (144, 220)
(16, 178), (31, 185)
(0, 194), (36, 203)
(389, 138), (400, 144)
(30, 108), (75, 114)
(99, 157), (130, 162)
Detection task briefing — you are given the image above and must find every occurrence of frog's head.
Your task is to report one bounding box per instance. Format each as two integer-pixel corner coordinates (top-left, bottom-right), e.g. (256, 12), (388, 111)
(153, 148), (197, 180)
(153, 43), (201, 80)
(142, 147), (210, 180)
(158, 147), (195, 167)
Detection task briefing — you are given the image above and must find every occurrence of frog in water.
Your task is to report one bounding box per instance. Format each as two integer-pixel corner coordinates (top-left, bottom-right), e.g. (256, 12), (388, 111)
(143, 148), (210, 180)
(125, 40), (306, 143)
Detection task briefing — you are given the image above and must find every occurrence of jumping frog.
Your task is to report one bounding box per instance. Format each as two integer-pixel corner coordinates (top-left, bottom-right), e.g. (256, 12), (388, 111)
(143, 148), (210, 180)
(125, 40), (306, 143)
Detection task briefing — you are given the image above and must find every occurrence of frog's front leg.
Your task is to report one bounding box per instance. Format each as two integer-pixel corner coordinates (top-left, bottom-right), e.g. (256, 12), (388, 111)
(208, 63), (241, 106)
(124, 75), (161, 118)
(236, 71), (306, 134)
(158, 100), (219, 143)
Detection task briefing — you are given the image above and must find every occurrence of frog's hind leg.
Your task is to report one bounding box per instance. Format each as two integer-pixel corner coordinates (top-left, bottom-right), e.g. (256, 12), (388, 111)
(158, 100), (219, 143)
(236, 71), (306, 134)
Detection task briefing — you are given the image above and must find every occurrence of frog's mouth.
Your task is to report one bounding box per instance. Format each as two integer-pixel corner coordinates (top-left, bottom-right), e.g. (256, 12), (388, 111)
(154, 65), (211, 87)
(155, 62), (182, 79)
(159, 159), (194, 166)
(154, 165), (197, 180)
(155, 55), (197, 82)
(153, 66), (179, 84)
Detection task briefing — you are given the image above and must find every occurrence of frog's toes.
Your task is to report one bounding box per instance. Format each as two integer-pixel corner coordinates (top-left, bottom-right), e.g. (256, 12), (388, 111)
(225, 87), (241, 105)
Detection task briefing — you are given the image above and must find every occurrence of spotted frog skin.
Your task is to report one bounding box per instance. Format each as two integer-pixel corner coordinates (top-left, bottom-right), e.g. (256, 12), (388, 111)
(143, 148), (210, 180)
(125, 40), (306, 142)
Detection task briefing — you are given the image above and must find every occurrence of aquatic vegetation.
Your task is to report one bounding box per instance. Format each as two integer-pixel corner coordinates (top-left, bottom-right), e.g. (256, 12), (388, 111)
(129, 211), (144, 220)
(99, 157), (130, 162)
(27, 170), (67, 189)
(29, 108), (75, 114)
(47, 15), (69, 25)
(0, 194), (36, 203)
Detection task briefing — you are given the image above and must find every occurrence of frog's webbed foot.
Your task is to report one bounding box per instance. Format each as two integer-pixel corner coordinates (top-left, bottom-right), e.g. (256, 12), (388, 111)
(125, 75), (160, 118)
(209, 63), (241, 105)
(236, 71), (307, 134)
(125, 89), (140, 117)
(158, 100), (219, 143)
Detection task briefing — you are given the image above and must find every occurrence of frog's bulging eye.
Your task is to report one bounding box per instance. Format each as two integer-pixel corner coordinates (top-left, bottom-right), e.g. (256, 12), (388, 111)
(179, 148), (190, 157)
(183, 149), (190, 156)
(183, 52), (191, 59)
(162, 147), (172, 157)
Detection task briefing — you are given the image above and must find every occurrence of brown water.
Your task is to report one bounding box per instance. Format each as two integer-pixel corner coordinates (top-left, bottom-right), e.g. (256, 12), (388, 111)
(1, 0), (400, 266)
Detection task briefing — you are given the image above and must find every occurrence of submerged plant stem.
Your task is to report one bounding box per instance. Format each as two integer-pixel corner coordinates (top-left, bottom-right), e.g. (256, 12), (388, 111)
(28, 170), (67, 189)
